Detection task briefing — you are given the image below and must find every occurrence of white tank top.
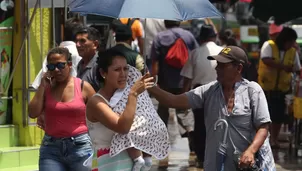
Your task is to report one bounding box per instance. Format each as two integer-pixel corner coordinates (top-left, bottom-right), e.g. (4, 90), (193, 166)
(86, 93), (115, 150)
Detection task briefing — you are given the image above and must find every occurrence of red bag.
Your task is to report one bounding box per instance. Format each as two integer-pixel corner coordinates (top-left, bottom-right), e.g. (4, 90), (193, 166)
(165, 37), (189, 69)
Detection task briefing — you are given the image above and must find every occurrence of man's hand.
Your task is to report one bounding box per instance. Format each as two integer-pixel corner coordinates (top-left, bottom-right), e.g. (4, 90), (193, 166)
(238, 149), (255, 169)
(37, 114), (45, 130)
(283, 65), (294, 73)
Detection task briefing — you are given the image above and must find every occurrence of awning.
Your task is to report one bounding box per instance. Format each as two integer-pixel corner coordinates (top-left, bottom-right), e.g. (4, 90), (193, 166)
(28, 0), (67, 8)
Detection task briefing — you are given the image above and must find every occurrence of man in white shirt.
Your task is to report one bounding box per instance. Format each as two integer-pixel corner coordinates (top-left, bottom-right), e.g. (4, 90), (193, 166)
(32, 18), (82, 89)
(180, 24), (223, 168)
(181, 24), (223, 91)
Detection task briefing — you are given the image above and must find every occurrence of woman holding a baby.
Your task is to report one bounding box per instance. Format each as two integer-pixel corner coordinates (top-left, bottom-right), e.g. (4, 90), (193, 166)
(85, 49), (169, 171)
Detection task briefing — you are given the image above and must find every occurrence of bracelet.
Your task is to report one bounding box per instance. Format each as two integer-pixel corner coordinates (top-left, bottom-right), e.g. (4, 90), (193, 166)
(129, 91), (138, 97)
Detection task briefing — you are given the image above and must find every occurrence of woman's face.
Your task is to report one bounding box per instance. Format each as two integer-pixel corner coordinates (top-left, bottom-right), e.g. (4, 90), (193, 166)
(47, 53), (71, 82)
(102, 56), (128, 89)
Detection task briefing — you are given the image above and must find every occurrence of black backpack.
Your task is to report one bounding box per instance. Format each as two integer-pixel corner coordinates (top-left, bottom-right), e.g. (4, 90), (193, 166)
(110, 18), (137, 32)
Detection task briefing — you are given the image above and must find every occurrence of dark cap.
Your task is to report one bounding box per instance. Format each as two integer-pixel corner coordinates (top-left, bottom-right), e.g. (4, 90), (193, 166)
(199, 24), (216, 40)
(115, 24), (133, 41)
(207, 46), (248, 64)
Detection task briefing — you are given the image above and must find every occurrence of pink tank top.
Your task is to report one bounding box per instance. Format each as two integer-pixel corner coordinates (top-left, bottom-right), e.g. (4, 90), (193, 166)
(44, 77), (88, 138)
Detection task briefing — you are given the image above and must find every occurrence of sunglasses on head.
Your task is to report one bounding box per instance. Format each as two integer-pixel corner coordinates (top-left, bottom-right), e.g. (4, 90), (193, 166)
(46, 62), (67, 71)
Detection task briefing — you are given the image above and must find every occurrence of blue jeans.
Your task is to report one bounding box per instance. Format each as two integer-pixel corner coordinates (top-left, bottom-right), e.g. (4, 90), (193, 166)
(39, 133), (92, 171)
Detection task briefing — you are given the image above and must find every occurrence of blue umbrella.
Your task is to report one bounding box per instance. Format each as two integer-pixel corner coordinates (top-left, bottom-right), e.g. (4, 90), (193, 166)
(68, 0), (222, 21)
(214, 119), (229, 171)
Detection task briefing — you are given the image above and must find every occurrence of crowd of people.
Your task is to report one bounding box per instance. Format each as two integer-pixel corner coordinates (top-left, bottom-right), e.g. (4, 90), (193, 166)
(27, 16), (302, 171)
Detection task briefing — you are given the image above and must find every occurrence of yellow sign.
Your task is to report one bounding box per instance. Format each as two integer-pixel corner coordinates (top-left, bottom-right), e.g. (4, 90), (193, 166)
(248, 28), (258, 36)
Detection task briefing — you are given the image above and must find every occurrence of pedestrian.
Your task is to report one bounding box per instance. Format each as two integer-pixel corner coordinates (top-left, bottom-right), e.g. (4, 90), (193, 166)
(258, 27), (301, 148)
(149, 46), (276, 171)
(28, 47), (95, 171)
(85, 49), (169, 171)
(75, 26), (100, 90)
(181, 24), (223, 168)
(150, 20), (198, 166)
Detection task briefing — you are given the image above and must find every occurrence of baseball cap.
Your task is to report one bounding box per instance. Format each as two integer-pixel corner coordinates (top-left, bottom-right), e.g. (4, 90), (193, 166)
(269, 23), (283, 35)
(207, 46), (248, 65)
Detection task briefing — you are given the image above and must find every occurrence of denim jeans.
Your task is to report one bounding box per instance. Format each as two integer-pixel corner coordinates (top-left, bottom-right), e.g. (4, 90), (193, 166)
(39, 133), (92, 171)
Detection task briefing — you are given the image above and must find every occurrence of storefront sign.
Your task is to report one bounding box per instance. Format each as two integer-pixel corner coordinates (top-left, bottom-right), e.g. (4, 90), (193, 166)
(0, 0), (14, 124)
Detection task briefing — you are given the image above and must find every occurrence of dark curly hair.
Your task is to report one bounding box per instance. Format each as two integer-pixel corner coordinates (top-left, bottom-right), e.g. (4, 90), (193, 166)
(96, 49), (127, 83)
(46, 47), (72, 62)
(275, 27), (298, 51)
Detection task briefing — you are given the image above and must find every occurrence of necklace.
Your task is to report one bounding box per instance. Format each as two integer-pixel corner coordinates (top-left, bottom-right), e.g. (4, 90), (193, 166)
(220, 81), (241, 115)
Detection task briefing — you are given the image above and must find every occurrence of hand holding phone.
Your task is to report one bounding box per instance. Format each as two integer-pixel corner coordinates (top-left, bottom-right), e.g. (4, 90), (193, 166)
(41, 71), (53, 88)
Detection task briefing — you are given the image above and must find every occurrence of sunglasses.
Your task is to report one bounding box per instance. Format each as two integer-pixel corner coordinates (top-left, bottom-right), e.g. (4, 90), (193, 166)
(46, 62), (67, 71)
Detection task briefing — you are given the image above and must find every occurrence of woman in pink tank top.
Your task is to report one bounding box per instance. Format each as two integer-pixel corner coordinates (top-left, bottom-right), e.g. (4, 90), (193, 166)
(28, 47), (95, 171)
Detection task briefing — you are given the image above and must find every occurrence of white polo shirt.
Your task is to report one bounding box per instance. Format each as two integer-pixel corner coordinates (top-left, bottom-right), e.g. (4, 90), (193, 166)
(181, 41), (223, 87)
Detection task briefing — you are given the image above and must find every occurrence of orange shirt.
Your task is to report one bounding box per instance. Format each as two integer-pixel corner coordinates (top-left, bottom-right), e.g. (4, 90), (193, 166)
(120, 18), (143, 40)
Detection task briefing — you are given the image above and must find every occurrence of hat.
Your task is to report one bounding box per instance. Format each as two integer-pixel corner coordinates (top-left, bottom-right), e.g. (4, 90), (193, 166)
(269, 24), (283, 35)
(199, 24), (216, 40)
(115, 24), (132, 41)
(207, 46), (248, 65)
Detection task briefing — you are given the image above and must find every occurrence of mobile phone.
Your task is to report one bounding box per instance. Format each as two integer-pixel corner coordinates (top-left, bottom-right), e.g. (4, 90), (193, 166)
(45, 71), (53, 85)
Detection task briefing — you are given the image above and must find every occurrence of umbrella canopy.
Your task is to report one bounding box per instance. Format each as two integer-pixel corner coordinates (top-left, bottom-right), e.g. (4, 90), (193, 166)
(68, 0), (222, 21)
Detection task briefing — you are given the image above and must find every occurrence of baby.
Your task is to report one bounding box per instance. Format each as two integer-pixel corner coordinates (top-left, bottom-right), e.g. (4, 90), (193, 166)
(109, 66), (169, 171)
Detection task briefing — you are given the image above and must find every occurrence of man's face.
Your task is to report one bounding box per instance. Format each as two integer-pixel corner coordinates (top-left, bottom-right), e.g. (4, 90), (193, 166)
(75, 33), (98, 59)
(215, 61), (242, 84)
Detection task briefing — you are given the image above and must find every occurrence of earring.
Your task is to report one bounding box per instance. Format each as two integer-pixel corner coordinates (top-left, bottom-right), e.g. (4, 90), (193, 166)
(103, 76), (105, 79)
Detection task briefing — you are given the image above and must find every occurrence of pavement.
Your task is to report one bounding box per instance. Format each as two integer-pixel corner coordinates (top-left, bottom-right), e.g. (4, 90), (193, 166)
(150, 98), (302, 171)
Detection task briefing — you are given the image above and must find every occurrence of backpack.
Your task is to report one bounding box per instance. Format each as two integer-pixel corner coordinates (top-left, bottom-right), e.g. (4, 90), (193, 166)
(163, 31), (189, 69)
(111, 18), (137, 32)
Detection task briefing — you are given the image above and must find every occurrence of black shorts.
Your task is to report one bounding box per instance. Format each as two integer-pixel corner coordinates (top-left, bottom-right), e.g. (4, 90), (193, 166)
(265, 91), (288, 124)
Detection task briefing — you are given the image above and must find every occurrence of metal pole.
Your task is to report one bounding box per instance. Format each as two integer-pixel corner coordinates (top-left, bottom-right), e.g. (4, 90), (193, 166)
(39, 0), (43, 69)
(23, 0), (29, 127)
(143, 18), (147, 74)
(64, 0), (68, 21)
(5, 0), (40, 94)
(52, 0), (56, 47)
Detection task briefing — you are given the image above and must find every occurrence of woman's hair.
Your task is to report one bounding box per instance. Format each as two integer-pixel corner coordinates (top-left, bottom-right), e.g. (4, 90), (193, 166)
(219, 29), (238, 46)
(96, 49), (126, 82)
(275, 27), (298, 50)
(46, 47), (72, 62)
